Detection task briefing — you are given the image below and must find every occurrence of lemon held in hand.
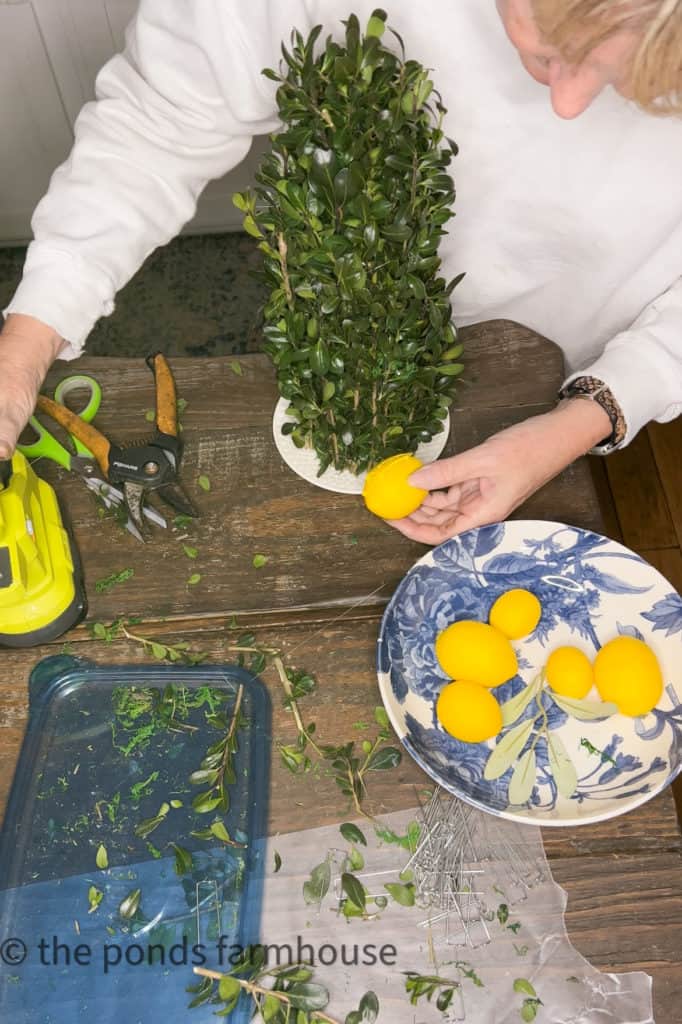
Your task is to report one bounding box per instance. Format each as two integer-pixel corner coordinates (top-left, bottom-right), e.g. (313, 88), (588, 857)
(436, 680), (503, 743)
(594, 635), (663, 717)
(435, 620), (518, 689)
(545, 646), (594, 699)
(489, 588), (542, 640)
(362, 453), (428, 520)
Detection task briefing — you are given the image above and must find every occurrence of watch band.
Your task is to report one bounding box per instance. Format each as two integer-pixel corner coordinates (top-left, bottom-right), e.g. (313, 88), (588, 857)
(558, 375), (627, 454)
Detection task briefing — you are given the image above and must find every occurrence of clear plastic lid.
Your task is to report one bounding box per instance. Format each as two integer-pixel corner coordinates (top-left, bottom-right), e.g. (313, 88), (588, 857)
(0, 655), (270, 1022)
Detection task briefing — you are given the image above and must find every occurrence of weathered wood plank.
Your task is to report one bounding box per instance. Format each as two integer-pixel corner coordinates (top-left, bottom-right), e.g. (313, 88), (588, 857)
(29, 322), (602, 626)
(587, 455), (623, 543)
(648, 418), (682, 550)
(605, 431), (677, 551)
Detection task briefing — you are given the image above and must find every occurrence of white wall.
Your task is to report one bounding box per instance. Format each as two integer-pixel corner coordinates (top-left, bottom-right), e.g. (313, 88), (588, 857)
(0, 0), (267, 244)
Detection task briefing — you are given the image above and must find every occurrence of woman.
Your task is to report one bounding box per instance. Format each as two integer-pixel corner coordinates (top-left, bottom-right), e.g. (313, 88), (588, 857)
(1, 0), (681, 542)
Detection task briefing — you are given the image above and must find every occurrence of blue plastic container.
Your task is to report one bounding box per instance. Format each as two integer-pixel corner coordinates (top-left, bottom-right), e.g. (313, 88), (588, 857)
(0, 655), (270, 1023)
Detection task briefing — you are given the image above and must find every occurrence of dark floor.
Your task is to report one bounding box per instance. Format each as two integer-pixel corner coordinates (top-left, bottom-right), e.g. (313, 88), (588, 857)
(0, 233), (268, 357)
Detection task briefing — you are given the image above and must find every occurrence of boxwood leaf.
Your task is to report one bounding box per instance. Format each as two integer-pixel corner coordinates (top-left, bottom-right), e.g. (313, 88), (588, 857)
(119, 888), (141, 919)
(384, 881), (415, 906)
(340, 822), (367, 846)
(303, 858), (331, 905)
(342, 872), (367, 911)
(366, 746), (401, 770)
(286, 982), (329, 1011)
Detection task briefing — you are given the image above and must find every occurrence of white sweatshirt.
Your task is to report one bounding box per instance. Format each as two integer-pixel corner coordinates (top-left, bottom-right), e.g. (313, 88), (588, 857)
(6, 0), (682, 444)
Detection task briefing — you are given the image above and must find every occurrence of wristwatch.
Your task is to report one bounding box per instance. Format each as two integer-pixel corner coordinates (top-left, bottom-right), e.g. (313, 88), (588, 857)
(557, 375), (627, 455)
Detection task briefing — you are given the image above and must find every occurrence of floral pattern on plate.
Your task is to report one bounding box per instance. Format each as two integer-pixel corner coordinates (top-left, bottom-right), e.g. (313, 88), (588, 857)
(377, 521), (682, 826)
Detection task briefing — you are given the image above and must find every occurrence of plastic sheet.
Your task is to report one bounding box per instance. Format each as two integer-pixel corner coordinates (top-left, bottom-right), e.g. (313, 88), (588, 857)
(257, 805), (654, 1023)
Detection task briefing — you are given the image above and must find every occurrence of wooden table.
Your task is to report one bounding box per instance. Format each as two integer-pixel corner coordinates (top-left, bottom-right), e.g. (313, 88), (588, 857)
(1, 321), (681, 1021)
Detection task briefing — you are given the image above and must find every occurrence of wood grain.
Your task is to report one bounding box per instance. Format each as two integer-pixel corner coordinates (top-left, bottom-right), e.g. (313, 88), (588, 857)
(604, 430), (677, 551)
(648, 418), (682, 550)
(32, 321), (603, 628)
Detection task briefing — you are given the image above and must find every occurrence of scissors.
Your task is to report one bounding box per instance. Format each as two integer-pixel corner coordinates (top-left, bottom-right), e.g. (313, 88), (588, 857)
(35, 354), (198, 540)
(18, 374), (166, 541)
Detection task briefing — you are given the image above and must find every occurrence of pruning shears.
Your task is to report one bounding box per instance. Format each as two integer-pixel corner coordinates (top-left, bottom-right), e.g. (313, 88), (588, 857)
(31, 354), (197, 540)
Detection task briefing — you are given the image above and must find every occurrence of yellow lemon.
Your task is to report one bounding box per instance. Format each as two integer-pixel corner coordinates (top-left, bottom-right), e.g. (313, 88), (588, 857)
(435, 620), (518, 689)
(436, 680), (503, 743)
(362, 453), (427, 519)
(594, 635), (663, 717)
(489, 588), (542, 640)
(545, 646), (594, 699)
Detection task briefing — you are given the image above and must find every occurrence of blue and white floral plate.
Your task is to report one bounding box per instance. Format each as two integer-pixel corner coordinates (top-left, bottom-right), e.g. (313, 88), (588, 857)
(377, 521), (682, 826)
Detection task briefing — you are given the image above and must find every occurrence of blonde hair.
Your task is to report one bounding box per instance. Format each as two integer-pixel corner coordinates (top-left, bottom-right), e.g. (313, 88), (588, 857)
(530, 0), (682, 114)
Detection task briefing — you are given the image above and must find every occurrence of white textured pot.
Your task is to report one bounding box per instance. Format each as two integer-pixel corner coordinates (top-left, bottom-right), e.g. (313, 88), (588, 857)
(272, 397), (451, 494)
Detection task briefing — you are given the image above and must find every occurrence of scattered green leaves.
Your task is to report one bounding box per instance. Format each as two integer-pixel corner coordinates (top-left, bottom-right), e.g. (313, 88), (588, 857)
(119, 888), (141, 919)
(514, 979), (543, 1021)
(94, 568), (134, 594)
(384, 881), (415, 906)
(252, 554), (269, 569)
(197, 475), (211, 492)
(303, 856), (331, 906)
(374, 820), (421, 851)
(340, 822), (367, 846)
(188, 684), (245, 845)
(345, 991), (379, 1024)
(88, 886), (104, 914)
(95, 844), (108, 869)
(404, 972), (461, 1014)
(171, 843), (193, 876)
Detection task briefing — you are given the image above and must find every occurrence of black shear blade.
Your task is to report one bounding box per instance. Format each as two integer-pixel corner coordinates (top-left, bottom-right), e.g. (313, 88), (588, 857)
(156, 481), (199, 517)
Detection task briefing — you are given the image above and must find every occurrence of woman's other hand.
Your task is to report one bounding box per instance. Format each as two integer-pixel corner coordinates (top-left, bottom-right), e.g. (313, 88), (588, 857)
(387, 399), (613, 544)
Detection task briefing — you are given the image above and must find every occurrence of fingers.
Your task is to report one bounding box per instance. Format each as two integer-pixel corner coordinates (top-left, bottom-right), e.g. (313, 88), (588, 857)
(409, 451), (480, 491)
(388, 489), (503, 545)
(420, 485), (461, 511)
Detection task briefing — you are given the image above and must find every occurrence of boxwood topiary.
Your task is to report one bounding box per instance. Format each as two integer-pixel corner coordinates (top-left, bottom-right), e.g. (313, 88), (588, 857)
(234, 8), (463, 475)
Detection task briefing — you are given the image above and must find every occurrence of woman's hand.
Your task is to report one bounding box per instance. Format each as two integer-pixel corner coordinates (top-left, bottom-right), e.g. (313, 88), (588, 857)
(387, 399), (614, 545)
(0, 314), (64, 458)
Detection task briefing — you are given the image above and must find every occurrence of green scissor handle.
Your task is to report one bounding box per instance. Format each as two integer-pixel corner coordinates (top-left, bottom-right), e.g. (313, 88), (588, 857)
(18, 375), (102, 467)
(53, 375), (102, 457)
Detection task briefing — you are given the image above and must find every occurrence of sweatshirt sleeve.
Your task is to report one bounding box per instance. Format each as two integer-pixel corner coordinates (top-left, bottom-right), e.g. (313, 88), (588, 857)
(4, 0), (311, 356)
(562, 275), (682, 446)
